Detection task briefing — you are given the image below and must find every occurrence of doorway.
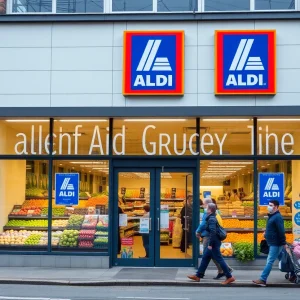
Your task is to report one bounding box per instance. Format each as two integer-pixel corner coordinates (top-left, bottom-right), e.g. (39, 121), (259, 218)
(113, 167), (197, 267)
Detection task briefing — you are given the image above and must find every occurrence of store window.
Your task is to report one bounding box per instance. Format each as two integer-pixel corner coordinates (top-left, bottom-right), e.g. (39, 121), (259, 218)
(0, 119), (50, 155)
(200, 160), (254, 257)
(200, 118), (253, 155)
(257, 160), (296, 252)
(51, 160), (109, 252)
(113, 118), (197, 156)
(204, 0), (250, 11)
(257, 118), (300, 155)
(255, 0), (295, 10)
(157, 0), (197, 11)
(112, 0), (153, 11)
(0, 160), (49, 251)
(12, 0), (52, 12)
(0, 0), (6, 14)
(53, 118), (109, 155)
(56, 0), (104, 13)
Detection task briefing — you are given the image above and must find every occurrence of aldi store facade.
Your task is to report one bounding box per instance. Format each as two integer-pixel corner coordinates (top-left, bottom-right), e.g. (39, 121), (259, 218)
(1, 11), (300, 268)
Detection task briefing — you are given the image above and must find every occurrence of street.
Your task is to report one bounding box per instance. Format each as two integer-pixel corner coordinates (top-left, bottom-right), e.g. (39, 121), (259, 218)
(0, 285), (296, 300)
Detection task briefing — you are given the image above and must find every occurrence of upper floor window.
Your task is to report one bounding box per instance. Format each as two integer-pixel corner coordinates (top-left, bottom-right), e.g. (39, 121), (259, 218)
(157, 0), (197, 12)
(56, 0), (104, 13)
(204, 0), (250, 11)
(12, 0), (52, 12)
(112, 0), (153, 11)
(255, 0), (295, 10)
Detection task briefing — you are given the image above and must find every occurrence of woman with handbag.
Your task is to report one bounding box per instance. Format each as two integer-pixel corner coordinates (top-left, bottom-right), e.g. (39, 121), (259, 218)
(188, 203), (235, 285)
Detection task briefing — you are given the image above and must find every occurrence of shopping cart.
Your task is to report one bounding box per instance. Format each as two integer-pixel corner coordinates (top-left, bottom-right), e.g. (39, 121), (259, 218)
(282, 244), (300, 284)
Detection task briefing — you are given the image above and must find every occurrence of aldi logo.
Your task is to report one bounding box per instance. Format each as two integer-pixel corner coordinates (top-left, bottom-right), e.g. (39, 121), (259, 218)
(215, 30), (276, 95)
(123, 31), (184, 95)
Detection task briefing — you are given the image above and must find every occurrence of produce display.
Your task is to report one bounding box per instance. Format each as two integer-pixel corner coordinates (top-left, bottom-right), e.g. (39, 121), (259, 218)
(82, 215), (98, 229)
(0, 230), (31, 245)
(59, 230), (79, 247)
(23, 200), (48, 207)
(41, 208), (66, 216)
(79, 240), (93, 248)
(52, 220), (68, 227)
(160, 233), (169, 242)
(5, 220), (48, 227)
(66, 215), (84, 229)
(79, 230), (96, 240)
(94, 236), (108, 248)
(86, 195), (108, 207)
(223, 219), (254, 228)
(10, 207), (41, 216)
(25, 188), (47, 198)
(24, 234), (43, 246)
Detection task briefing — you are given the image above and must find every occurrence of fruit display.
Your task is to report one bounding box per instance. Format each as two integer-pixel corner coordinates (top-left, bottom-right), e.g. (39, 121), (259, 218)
(52, 220), (68, 227)
(160, 233), (169, 242)
(41, 207), (66, 216)
(24, 233), (43, 245)
(66, 215), (84, 229)
(79, 240), (93, 248)
(79, 229), (95, 240)
(94, 236), (108, 248)
(95, 231), (108, 236)
(0, 230), (31, 245)
(10, 207), (41, 216)
(25, 188), (46, 198)
(59, 230), (79, 247)
(23, 200), (48, 207)
(96, 216), (109, 231)
(223, 219), (254, 228)
(220, 243), (233, 257)
(5, 220), (48, 227)
(284, 220), (293, 228)
(74, 208), (88, 215)
(82, 215), (98, 229)
(86, 195), (108, 207)
(257, 219), (267, 228)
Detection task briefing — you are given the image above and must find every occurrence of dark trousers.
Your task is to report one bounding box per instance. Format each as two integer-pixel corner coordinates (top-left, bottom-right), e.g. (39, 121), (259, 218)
(180, 229), (192, 252)
(196, 240), (232, 279)
(142, 234), (149, 257)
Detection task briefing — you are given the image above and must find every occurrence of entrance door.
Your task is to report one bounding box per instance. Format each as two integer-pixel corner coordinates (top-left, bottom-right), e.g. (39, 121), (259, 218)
(113, 167), (195, 267)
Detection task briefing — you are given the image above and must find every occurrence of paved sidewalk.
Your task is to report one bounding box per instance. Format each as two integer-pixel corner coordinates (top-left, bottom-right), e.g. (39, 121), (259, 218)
(0, 267), (298, 288)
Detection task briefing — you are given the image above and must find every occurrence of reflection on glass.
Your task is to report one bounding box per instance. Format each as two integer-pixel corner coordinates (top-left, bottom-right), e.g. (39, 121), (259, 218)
(160, 172), (193, 259)
(200, 160), (254, 256)
(205, 0), (250, 11)
(255, 0), (295, 10)
(56, 0), (104, 13)
(158, 0), (196, 11)
(12, 0), (52, 12)
(118, 172), (150, 259)
(0, 0), (6, 14)
(112, 0), (153, 11)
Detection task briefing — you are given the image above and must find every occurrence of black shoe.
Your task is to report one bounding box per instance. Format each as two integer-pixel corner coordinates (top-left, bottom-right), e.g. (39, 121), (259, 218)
(213, 273), (225, 280)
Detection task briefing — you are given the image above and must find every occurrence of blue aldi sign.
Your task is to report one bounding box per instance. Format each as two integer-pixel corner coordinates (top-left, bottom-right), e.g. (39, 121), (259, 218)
(215, 30), (276, 95)
(55, 173), (79, 206)
(123, 31), (184, 95)
(259, 173), (284, 206)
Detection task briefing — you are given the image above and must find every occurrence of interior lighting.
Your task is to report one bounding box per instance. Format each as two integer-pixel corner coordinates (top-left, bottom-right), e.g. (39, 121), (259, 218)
(259, 119), (300, 121)
(210, 161), (253, 165)
(5, 120), (49, 122)
(202, 119), (250, 122)
(124, 119), (186, 122)
(58, 119), (107, 122)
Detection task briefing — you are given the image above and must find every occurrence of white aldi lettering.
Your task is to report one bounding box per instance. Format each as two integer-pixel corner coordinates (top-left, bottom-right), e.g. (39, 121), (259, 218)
(226, 74), (264, 86)
(134, 75), (173, 87)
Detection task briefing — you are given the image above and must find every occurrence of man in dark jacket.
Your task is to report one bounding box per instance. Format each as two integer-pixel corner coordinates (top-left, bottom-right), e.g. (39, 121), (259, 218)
(253, 200), (287, 287)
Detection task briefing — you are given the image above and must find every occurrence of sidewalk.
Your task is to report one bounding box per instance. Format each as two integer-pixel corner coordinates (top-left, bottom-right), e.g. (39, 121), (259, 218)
(0, 267), (298, 288)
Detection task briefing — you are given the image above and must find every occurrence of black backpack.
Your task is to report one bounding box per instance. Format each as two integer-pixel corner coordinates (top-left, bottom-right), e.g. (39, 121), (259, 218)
(217, 222), (227, 241)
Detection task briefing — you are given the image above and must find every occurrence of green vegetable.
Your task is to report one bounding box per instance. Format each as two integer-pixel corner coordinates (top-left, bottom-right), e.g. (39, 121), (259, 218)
(233, 242), (255, 262)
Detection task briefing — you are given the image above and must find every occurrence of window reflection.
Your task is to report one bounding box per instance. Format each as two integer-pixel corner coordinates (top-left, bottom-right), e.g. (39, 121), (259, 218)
(0, 0), (6, 14)
(112, 0), (153, 11)
(56, 0), (103, 13)
(157, 0), (196, 12)
(255, 0), (294, 10)
(205, 0), (250, 11)
(12, 0), (52, 12)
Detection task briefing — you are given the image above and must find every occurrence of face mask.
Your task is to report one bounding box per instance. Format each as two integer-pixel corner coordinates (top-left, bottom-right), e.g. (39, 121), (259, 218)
(204, 208), (207, 213)
(267, 205), (274, 213)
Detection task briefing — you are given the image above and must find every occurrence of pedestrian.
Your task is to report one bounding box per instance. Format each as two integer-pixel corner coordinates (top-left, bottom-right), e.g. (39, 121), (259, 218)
(180, 194), (193, 253)
(188, 203), (235, 285)
(253, 200), (287, 287)
(141, 204), (150, 258)
(118, 197), (124, 254)
(196, 198), (233, 279)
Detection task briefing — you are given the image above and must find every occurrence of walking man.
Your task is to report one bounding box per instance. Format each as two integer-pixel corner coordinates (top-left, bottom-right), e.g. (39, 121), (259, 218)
(253, 200), (287, 287)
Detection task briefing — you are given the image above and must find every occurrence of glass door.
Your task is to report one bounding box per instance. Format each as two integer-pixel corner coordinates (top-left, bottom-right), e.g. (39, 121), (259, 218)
(155, 169), (195, 267)
(113, 169), (155, 267)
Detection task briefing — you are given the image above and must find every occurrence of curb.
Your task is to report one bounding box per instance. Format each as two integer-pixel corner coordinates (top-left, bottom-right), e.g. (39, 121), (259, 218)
(0, 279), (298, 288)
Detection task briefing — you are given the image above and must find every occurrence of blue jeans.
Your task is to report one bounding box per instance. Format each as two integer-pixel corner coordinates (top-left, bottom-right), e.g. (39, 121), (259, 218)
(260, 245), (283, 282)
(196, 239), (232, 279)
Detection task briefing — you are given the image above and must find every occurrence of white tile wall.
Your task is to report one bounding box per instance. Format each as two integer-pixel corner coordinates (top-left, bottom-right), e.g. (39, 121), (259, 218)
(0, 20), (299, 108)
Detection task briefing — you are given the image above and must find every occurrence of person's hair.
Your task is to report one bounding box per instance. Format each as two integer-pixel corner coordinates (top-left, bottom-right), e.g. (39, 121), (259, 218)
(207, 203), (217, 214)
(143, 204), (150, 212)
(269, 200), (280, 208)
(187, 194), (193, 200)
(199, 199), (203, 206)
(211, 198), (218, 209)
(203, 198), (213, 205)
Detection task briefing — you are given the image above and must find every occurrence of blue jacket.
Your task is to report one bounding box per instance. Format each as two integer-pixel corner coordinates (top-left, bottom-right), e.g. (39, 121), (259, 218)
(265, 211), (286, 246)
(196, 212), (208, 237)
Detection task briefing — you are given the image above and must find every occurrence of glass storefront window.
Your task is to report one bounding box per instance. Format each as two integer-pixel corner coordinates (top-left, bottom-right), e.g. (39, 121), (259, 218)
(113, 118), (197, 155)
(52, 160), (109, 252)
(53, 118), (109, 155)
(0, 0), (6, 14)
(112, 0), (153, 11)
(12, 0), (52, 12)
(56, 0), (104, 13)
(157, 0), (196, 12)
(200, 119), (253, 155)
(0, 160), (49, 251)
(255, 0), (295, 10)
(0, 119), (50, 155)
(200, 160), (254, 257)
(204, 0), (250, 11)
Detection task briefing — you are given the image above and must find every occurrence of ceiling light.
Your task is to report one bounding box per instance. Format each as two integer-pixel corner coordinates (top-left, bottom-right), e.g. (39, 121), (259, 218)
(70, 162), (107, 164)
(5, 120), (49, 122)
(259, 119), (300, 121)
(202, 119), (250, 122)
(200, 186), (224, 188)
(208, 165), (246, 168)
(58, 119), (107, 122)
(124, 119), (187, 122)
(210, 161), (253, 165)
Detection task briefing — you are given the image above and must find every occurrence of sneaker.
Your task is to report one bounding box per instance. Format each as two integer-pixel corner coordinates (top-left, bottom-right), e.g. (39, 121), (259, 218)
(187, 275), (200, 282)
(213, 273), (225, 280)
(221, 276), (235, 285)
(252, 279), (267, 287)
(229, 268), (234, 273)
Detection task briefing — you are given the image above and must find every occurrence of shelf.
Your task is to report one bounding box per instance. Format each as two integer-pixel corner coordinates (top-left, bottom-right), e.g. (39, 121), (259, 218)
(127, 217), (141, 221)
(122, 224), (139, 231)
(161, 198), (184, 201)
(225, 228), (293, 232)
(3, 226), (65, 231)
(8, 215), (69, 220)
(160, 241), (169, 244)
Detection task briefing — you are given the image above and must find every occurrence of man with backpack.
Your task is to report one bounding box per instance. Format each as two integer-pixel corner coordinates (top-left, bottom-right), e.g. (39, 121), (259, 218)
(187, 203), (235, 285)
